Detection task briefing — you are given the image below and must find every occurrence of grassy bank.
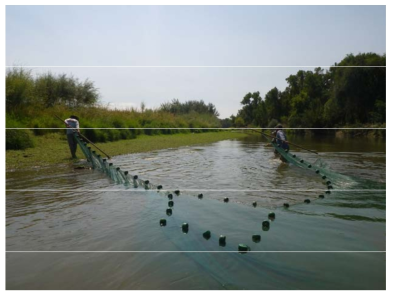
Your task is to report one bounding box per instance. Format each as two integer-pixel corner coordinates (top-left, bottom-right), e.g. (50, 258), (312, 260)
(6, 131), (248, 170)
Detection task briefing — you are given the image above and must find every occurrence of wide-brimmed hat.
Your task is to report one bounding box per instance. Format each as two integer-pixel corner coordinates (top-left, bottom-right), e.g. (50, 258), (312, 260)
(275, 124), (283, 129)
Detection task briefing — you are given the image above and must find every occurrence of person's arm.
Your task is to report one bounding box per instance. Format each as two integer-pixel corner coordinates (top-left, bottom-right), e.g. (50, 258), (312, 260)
(76, 121), (80, 133)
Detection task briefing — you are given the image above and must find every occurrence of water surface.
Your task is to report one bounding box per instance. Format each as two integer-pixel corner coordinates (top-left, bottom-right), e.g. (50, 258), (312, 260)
(6, 134), (386, 289)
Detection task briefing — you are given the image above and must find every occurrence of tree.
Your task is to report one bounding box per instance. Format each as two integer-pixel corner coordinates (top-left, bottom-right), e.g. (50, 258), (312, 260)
(234, 116), (245, 127)
(325, 53), (386, 125)
(160, 99), (220, 117)
(238, 91), (265, 126)
(264, 87), (281, 121)
(6, 68), (35, 111)
(235, 53), (385, 128)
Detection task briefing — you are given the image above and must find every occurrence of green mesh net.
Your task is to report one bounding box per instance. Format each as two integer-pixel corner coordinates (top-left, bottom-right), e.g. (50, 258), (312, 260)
(75, 133), (171, 191)
(75, 132), (350, 205)
(263, 134), (357, 196)
(71, 133), (384, 255)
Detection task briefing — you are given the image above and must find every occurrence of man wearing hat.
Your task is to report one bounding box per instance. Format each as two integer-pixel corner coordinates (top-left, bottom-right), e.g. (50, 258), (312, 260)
(274, 124), (289, 151)
(64, 115), (80, 158)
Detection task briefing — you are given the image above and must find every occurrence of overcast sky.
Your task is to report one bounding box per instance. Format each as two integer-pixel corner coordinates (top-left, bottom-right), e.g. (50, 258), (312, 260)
(6, 5), (386, 118)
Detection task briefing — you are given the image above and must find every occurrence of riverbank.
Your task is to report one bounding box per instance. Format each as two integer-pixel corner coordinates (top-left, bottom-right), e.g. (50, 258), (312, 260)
(6, 131), (248, 171)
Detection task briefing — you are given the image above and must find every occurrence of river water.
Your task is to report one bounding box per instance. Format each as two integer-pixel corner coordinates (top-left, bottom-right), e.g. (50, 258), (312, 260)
(6, 134), (386, 289)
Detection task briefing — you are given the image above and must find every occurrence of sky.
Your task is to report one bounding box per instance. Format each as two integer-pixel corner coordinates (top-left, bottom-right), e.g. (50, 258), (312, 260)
(6, 5), (386, 118)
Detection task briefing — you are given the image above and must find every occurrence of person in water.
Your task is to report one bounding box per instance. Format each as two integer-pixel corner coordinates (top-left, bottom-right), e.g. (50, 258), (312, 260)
(64, 115), (80, 158)
(273, 124), (289, 151)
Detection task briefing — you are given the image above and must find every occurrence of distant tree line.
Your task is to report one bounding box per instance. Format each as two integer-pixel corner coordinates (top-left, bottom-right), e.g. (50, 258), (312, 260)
(6, 68), (100, 112)
(226, 53), (385, 128)
(160, 99), (220, 117)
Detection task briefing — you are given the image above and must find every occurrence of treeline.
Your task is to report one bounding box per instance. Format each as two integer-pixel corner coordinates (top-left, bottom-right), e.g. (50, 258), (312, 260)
(228, 53), (386, 128)
(160, 99), (219, 117)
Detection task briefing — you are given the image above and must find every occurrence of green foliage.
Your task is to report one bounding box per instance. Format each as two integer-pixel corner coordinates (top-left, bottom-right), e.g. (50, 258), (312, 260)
(6, 70), (224, 148)
(268, 119), (279, 128)
(238, 92), (267, 127)
(236, 53), (385, 128)
(6, 68), (99, 111)
(6, 68), (35, 111)
(6, 102), (223, 146)
(6, 117), (35, 150)
(234, 117), (245, 127)
(324, 53), (386, 125)
(160, 99), (220, 117)
(265, 87), (281, 120)
(220, 118), (233, 128)
(6, 129), (35, 150)
(369, 100), (386, 123)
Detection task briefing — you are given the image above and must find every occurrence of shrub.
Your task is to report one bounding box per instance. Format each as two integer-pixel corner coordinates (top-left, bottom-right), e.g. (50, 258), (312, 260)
(6, 129), (35, 150)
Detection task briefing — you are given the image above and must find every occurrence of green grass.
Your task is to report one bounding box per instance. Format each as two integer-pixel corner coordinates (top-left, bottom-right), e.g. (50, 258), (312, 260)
(6, 131), (248, 170)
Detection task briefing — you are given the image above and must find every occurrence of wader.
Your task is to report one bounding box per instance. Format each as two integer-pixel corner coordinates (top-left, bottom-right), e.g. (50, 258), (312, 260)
(67, 133), (78, 158)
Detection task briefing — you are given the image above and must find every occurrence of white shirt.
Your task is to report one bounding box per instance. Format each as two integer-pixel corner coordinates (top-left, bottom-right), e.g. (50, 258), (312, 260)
(64, 118), (79, 134)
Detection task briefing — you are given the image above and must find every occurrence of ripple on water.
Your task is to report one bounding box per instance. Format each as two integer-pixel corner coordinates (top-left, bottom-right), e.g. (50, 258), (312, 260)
(6, 136), (386, 289)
